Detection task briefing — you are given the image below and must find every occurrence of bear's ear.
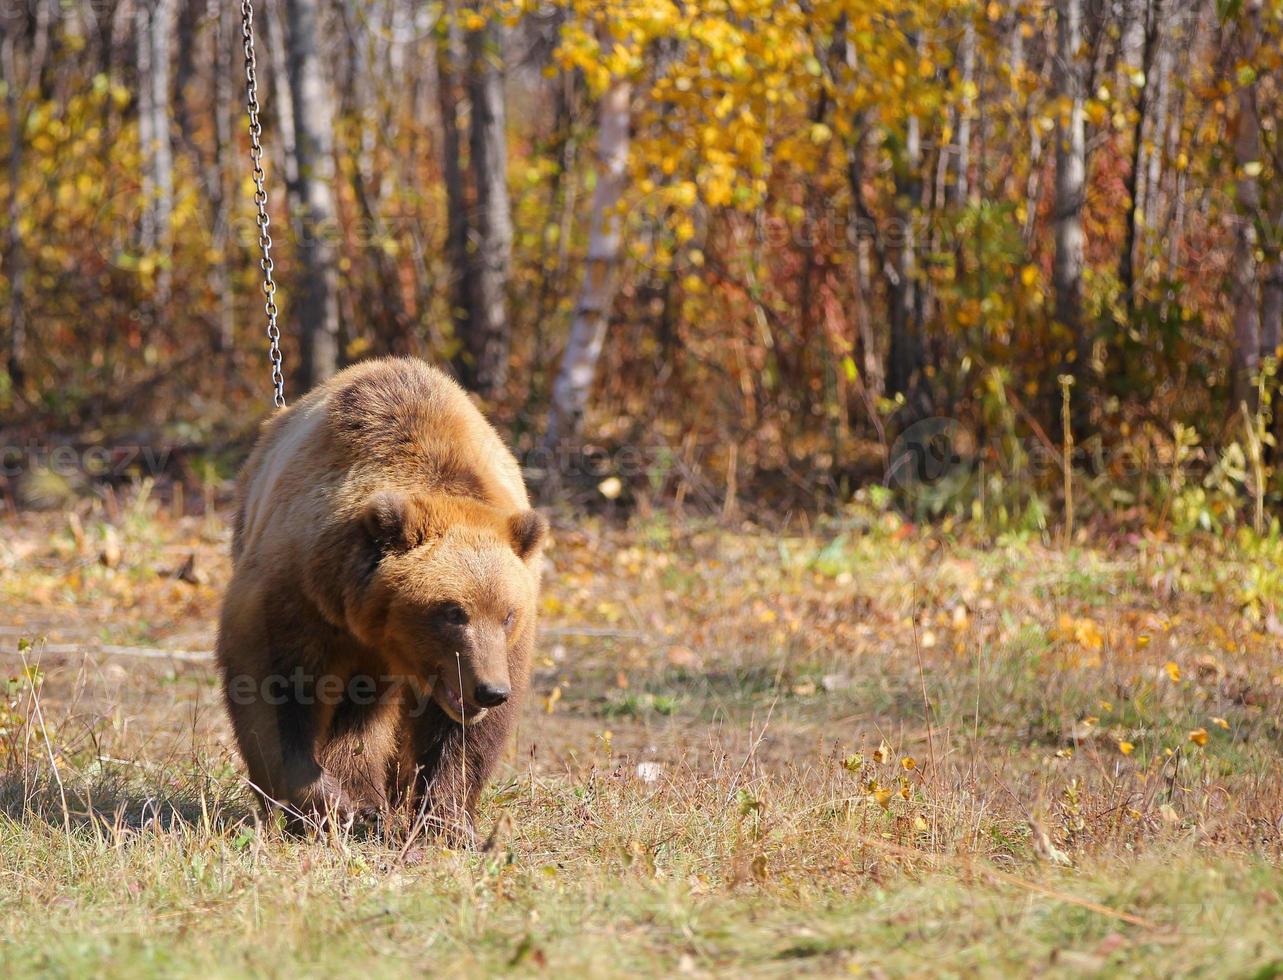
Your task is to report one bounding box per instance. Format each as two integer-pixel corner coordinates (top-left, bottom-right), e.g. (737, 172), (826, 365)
(362, 491), (434, 553)
(508, 510), (549, 561)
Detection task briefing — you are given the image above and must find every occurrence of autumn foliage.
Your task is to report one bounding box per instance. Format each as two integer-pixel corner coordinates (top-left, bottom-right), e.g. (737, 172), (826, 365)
(2, 1), (1282, 526)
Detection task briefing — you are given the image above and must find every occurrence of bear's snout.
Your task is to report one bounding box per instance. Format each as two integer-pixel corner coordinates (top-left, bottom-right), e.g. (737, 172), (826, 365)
(472, 682), (511, 707)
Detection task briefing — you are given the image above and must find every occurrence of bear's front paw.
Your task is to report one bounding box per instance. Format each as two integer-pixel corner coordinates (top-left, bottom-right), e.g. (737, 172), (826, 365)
(287, 772), (378, 832)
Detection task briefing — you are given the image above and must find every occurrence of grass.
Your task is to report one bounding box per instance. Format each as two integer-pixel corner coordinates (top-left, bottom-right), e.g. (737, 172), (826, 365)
(2, 494), (1283, 976)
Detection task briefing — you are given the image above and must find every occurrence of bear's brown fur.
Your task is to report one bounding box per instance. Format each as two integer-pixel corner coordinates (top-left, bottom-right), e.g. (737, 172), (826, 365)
(216, 357), (547, 837)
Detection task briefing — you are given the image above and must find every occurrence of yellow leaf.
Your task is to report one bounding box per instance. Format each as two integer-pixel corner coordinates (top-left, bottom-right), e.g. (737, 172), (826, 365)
(543, 685), (562, 715)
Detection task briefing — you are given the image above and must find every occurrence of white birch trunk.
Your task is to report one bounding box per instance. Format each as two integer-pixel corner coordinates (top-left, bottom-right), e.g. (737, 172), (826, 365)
(1053, 0), (1086, 343)
(953, 18), (976, 207)
(544, 73), (631, 448)
(137, 0), (174, 306)
(1231, 0), (1263, 411)
(284, 0), (341, 389)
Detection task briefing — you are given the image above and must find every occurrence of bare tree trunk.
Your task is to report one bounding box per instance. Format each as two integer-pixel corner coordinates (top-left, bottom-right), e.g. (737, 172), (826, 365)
(1263, 197), (1283, 364)
(544, 71), (632, 449)
(1015, 11), (1046, 246)
(2, 30), (26, 391)
(1231, 0), (1263, 412)
(1142, 19), (1174, 234)
(952, 17), (976, 208)
(1, 3), (51, 393)
(284, 0), (341, 389)
(462, 10), (512, 396)
(845, 124), (884, 400)
(1263, 250), (1282, 363)
(436, 5), (513, 397)
(1053, 0), (1087, 363)
(533, 59), (579, 376)
(172, 0), (200, 145)
(136, 4), (154, 244)
(1119, 0), (1160, 314)
(1119, 0), (1148, 79)
(436, 3), (476, 377)
(887, 110), (923, 399)
(333, 1), (411, 356)
(1161, 17), (1192, 280)
(262, 3), (300, 210)
(836, 30), (888, 403)
(209, 0), (234, 353)
(136, 0), (175, 308)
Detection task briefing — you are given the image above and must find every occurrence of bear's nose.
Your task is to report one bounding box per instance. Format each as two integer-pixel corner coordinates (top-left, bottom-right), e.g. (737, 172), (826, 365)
(472, 683), (511, 708)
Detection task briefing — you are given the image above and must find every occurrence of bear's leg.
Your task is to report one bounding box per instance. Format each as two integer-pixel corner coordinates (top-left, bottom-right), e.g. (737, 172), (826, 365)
(268, 668), (354, 826)
(232, 659), (348, 821)
(312, 685), (403, 822)
(409, 699), (518, 844)
(220, 640), (363, 827)
(220, 594), (401, 830)
(218, 605), (298, 815)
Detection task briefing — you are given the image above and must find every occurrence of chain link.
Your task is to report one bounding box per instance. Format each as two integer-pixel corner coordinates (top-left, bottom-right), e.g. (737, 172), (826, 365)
(240, 0), (286, 409)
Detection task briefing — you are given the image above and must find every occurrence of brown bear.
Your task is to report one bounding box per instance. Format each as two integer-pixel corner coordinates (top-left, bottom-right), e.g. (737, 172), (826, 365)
(216, 357), (547, 838)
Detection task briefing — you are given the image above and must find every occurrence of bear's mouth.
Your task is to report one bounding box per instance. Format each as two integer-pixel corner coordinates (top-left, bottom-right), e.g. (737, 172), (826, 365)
(433, 678), (489, 725)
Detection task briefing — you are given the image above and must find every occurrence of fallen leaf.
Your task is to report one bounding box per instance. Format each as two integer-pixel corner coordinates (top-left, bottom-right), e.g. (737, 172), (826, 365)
(543, 686), (562, 714)
(666, 646), (698, 668)
(635, 761), (664, 784)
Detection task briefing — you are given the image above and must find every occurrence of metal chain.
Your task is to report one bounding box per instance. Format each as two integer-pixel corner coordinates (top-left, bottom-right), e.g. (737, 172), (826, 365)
(240, 0), (286, 409)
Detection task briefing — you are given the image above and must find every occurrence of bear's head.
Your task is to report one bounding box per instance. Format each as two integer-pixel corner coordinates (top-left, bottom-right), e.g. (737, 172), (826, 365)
(351, 490), (548, 725)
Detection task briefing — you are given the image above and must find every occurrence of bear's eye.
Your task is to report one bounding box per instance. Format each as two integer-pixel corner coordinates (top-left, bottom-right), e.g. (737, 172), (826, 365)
(503, 609), (516, 630)
(439, 603), (469, 626)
